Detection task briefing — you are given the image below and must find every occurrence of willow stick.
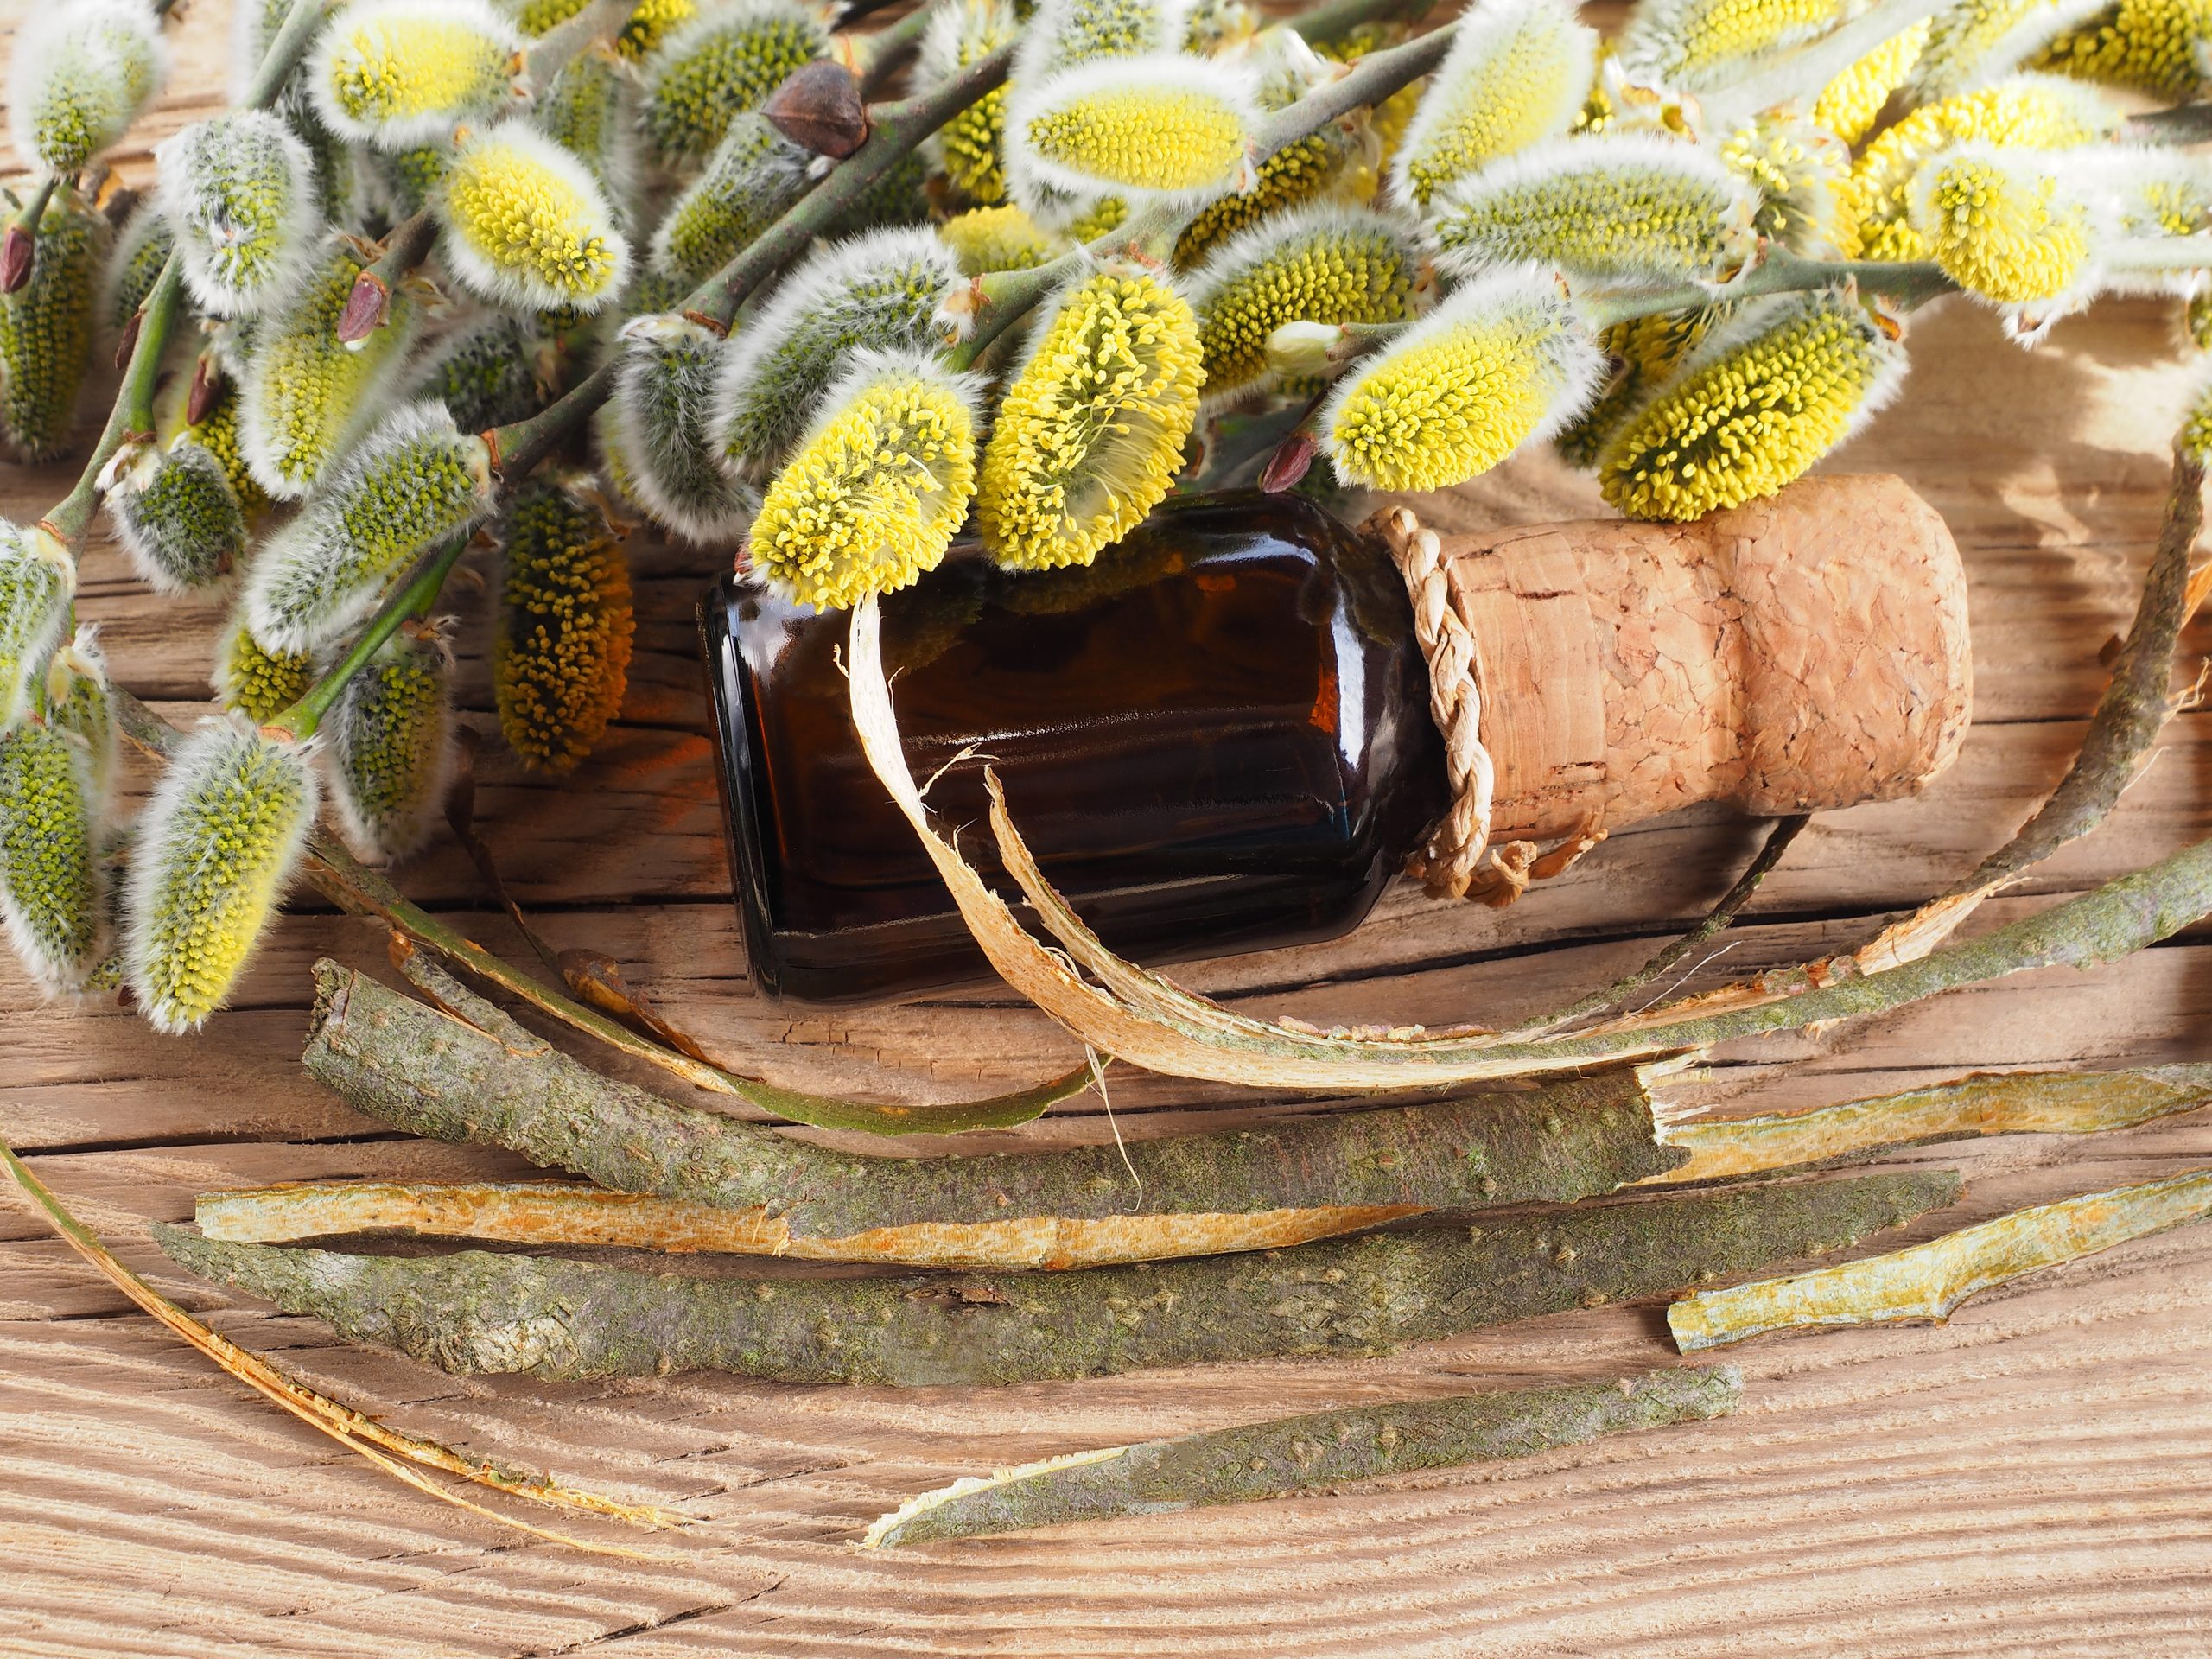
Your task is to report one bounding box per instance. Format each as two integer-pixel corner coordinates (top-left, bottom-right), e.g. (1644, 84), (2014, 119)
(862, 1366), (1741, 1547)
(298, 952), (1683, 1268)
(1670, 1166), (2212, 1350)
(1649, 1064), (2212, 1185)
(155, 1167), (1959, 1385)
(0, 1138), (686, 1545)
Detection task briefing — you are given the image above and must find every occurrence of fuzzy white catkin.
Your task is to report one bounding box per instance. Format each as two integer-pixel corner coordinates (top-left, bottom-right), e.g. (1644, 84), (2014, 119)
(609, 316), (761, 545)
(0, 524), (74, 735)
(156, 111), (322, 321)
(7, 0), (166, 177)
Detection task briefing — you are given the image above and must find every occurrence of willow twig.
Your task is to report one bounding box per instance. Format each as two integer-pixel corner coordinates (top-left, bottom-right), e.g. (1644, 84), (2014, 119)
(0, 1138), (687, 1550)
(1671, 1166), (2212, 1349)
(155, 1168), (1958, 1385)
(863, 1366), (1741, 1547)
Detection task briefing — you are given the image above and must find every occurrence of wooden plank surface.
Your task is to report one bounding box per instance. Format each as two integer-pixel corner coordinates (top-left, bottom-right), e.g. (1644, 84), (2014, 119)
(7, 5), (2212, 1654)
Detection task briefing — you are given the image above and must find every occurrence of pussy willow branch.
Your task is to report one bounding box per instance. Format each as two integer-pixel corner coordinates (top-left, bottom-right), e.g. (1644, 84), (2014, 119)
(269, 537), (469, 742)
(518, 0), (640, 92)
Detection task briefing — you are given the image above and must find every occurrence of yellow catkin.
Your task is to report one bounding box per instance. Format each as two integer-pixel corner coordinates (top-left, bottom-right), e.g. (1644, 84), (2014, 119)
(441, 127), (627, 311)
(976, 268), (1204, 572)
(1023, 83), (1250, 195)
(1395, 0), (1594, 208)
(940, 206), (1063, 275)
(495, 486), (636, 772)
(1813, 19), (1930, 143)
(1192, 212), (1419, 402)
(316, 4), (515, 143)
(215, 619), (314, 723)
(1173, 134), (1345, 268)
(1624, 0), (1853, 86)
(2037, 0), (2212, 95)
(1915, 149), (2094, 302)
(1599, 292), (1902, 521)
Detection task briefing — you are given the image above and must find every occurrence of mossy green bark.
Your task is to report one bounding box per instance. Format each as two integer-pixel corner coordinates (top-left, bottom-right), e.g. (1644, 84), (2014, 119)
(154, 1168), (1957, 1385)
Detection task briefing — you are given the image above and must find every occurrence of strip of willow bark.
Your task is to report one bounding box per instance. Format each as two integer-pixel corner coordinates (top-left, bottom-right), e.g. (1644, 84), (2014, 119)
(1649, 1064), (2212, 1186)
(302, 954), (1684, 1240)
(1510, 815), (1811, 1038)
(1670, 1166), (2212, 1350)
(861, 1365), (1740, 1547)
(153, 1168), (1957, 1385)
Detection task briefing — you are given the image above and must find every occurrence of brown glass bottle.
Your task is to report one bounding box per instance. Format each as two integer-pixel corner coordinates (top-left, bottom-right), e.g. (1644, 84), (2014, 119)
(701, 492), (1449, 1003)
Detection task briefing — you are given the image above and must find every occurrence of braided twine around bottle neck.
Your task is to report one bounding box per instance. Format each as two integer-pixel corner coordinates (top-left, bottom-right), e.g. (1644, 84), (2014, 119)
(1362, 505), (1605, 907)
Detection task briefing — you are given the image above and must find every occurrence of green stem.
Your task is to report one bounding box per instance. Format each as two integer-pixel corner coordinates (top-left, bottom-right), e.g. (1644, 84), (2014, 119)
(1581, 250), (1959, 330)
(1, 173), (60, 290)
(38, 259), (183, 552)
(1292, 0), (1440, 45)
(241, 0), (335, 109)
(269, 539), (469, 742)
(518, 0), (639, 92)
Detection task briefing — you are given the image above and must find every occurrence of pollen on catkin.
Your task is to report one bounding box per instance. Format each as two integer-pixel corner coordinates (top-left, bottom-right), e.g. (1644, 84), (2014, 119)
(612, 315), (760, 545)
(310, 0), (523, 149)
(1390, 0), (1597, 210)
(1598, 289), (1907, 520)
(109, 441), (249, 594)
(1427, 135), (1759, 288)
(2037, 0), (2212, 94)
(1846, 74), (2119, 260)
(125, 720), (320, 1035)
(1007, 56), (1260, 206)
(494, 483), (634, 772)
(924, 0), (1020, 206)
(1910, 143), (2102, 306)
(1722, 112), (1856, 255)
(638, 0), (829, 167)
(213, 616), (315, 722)
(156, 112), (321, 321)
(329, 625), (457, 863)
(239, 234), (424, 498)
(1014, 0), (1191, 81)
(1189, 206), (1423, 405)
(0, 191), (105, 465)
(976, 262), (1205, 572)
(1912, 0), (2113, 99)
(650, 114), (815, 288)
(243, 402), (497, 653)
(7, 0), (165, 177)
(1814, 20), (1930, 143)
(712, 227), (964, 476)
(751, 352), (982, 611)
(0, 525), (74, 735)
(940, 205), (1066, 274)
(439, 122), (632, 315)
(0, 719), (105, 997)
(1617, 0), (1854, 89)
(1320, 264), (1605, 493)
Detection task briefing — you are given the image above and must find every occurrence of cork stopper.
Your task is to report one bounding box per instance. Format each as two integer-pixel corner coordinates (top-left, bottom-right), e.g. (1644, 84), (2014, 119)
(1375, 474), (1973, 900)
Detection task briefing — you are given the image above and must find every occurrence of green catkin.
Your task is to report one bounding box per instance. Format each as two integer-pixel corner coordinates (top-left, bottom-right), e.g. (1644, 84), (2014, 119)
(1016, 0), (1181, 81)
(125, 721), (319, 1034)
(849, 148), (935, 231)
(1391, 0), (1598, 210)
(239, 235), (423, 499)
(940, 205), (1065, 274)
(650, 114), (816, 288)
(0, 720), (105, 996)
(330, 626), (457, 863)
(1722, 112), (1855, 256)
(99, 207), (175, 354)
(421, 314), (555, 433)
(243, 403), (496, 653)
(609, 317), (759, 544)
(365, 144), (454, 219)
(156, 111), (320, 320)
(166, 378), (270, 518)
(213, 618), (315, 723)
(494, 485), (636, 772)
(0, 192), (106, 464)
(44, 630), (117, 813)
(0, 526), (74, 734)
(537, 48), (636, 210)
(275, 82), (362, 231)
(508, 0), (698, 58)
(923, 0), (1020, 206)
(7, 0), (165, 177)
(109, 442), (250, 594)
(638, 0), (829, 168)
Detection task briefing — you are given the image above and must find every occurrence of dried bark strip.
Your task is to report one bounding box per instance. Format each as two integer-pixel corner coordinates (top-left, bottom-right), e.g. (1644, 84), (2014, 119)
(153, 1169), (1959, 1386)
(1649, 1065), (2212, 1186)
(302, 954), (1683, 1268)
(1671, 1167), (2212, 1351)
(861, 1366), (1743, 1547)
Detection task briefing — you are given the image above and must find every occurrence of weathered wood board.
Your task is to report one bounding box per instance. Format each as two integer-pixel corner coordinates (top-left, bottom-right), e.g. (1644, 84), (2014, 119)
(4, 3), (2212, 1655)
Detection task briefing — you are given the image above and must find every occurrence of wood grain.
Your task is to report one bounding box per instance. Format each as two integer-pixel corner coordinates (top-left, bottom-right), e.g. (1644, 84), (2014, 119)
(6, 3), (2212, 1653)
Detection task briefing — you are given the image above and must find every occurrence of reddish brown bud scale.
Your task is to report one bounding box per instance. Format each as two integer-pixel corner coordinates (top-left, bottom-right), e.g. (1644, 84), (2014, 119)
(764, 60), (870, 158)
(187, 354), (223, 426)
(112, 307), (142, 371)
(336, 272), (390, 343)
(0, 225), (33, 295)
(1260, 430), (1317, 492)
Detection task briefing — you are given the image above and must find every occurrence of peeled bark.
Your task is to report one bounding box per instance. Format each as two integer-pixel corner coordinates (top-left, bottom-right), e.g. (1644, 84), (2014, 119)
(300, 956), (1684, 1268)
(863, 1365), (1743, 1547)
(154, 1168), (1960, 1386)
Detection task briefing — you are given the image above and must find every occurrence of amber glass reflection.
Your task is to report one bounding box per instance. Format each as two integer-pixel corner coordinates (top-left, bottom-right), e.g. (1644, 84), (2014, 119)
(702, 492), (1448, 1002)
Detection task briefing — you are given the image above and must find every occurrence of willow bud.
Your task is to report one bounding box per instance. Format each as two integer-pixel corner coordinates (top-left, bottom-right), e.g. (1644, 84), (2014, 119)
(751, 351), (982, 611)
(1007, 55), (1260, 207)
(125, 721), (319, 1034)
(0, 719), (106, 997)
(710, 227), (963, 476)
(1392, 0), (1597, 210)
(0, 192), (105, 464)
(6, 0), (166, 177)
(309, 0), (524, 149)
(329, 625), (457, 863)
(1190, 206), (1423, 406)
(923, 0), (1020, 206)
(0, 525), (74, 734)
(1599, 289), (1907, 520)
(1320, 264), (1605, 493)
(439, 122), (632, 315)
(1428, 134), (1760, 288)
(650, 114), (816, 288)
(976, 262), (1205, 571)
(939, 205), (1066, 274)
(213, 616), (315, 723)
(494, 483), (635, 772)
(108, 439), (249, 594)
(609, 315), (760, 544)
(244, 402), (498, 653)
(238, 234), (425, 498)
(639, 0), (830, 168)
